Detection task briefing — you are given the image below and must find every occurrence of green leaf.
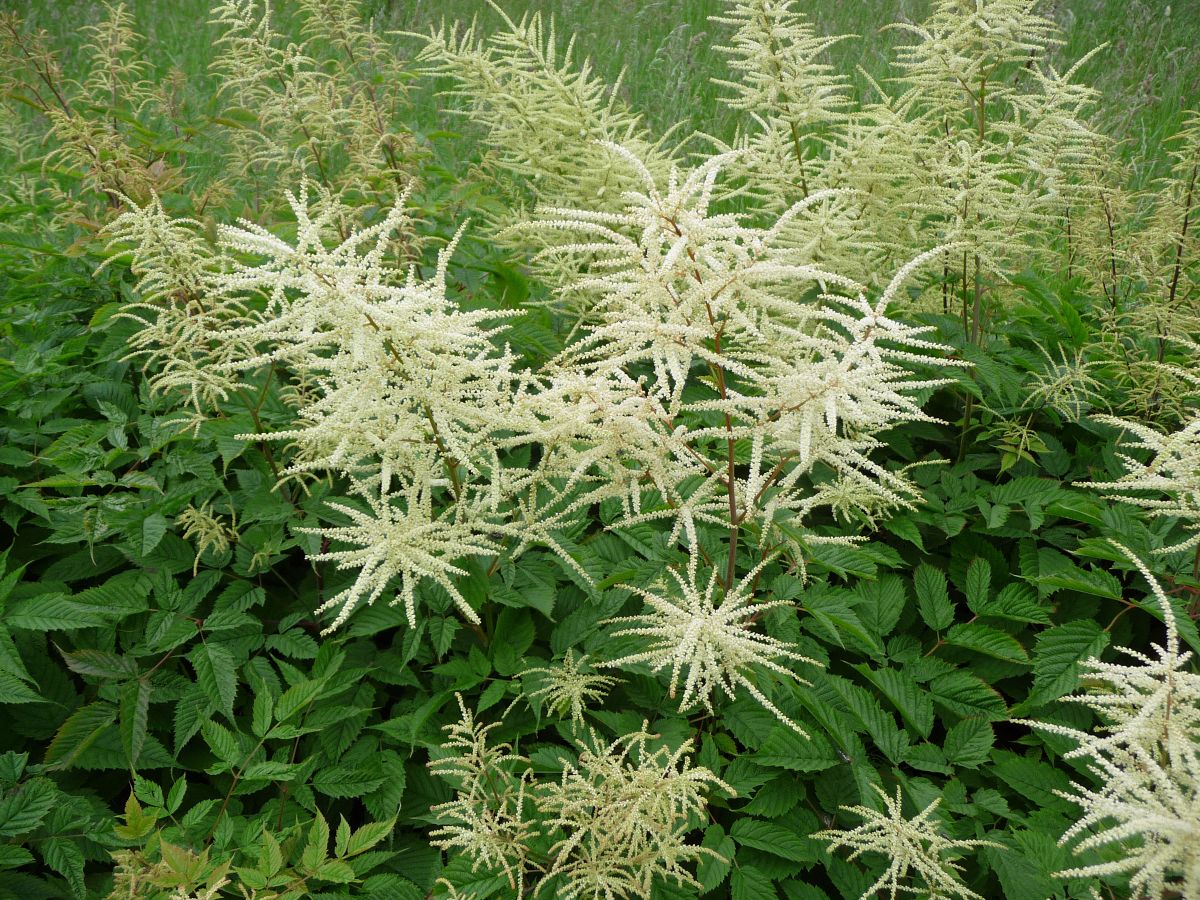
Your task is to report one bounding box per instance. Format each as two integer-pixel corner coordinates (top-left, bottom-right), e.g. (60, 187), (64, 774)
(1025, 619), (1108, 708)
(964, 558), (991, 612)
(0, 776), (57, 836)
(40, 836), (85, 898)
(120, 678), (152, 768)
(928, 671), (1007, 720)
(730, 818), (814, 863)
(0, 671), (44, 705)
(914, 563), (954, 631)
(312, 765), (385, 798)
(428, 617), (458, 658)
(59, 647), (140, 679)
(854, 575), (907, 640)
(698, 824), (734, 892)
(0, 845), (35, 868)
(313, 859), (357, 883)
(44, 701), (117, 769)
(259, 828), (283, 877)
(342, 818), (396, 857)
(983, 842), (1056, 900)
(275, 678), (324, 723)
(252, 687), (274, 738)
(944, 622), (1030, 664)
(731, 865), (776, 900)
(974, 583), (1051, 625)
(139, 512), (169, 557)
(943, 719), (993, 768)
(200, 720), (242, 767)
(753, 728), (838, 772)
(991, 751), (1072, 809)
(303, 811), (330, 871)
(1037, 565), (1122, 599)
(826, 675), (907, 764)
(854, 665), (934, 738)
(4, 595), (107, 631)
(191, 642), (237, 720)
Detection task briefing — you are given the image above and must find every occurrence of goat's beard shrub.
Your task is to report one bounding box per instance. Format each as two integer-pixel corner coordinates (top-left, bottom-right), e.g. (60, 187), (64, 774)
(2, 0), (1200, 898)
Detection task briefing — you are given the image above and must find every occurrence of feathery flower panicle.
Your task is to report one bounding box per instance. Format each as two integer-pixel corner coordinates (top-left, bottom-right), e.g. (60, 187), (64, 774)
(429, 700), (730, 899)
(1020, 548), (1200, 897)
(815, 784), (1000, 900)
(215, 190), (522, 487)
(707, 0), (852, 220)
(416, 6), (675, 215)
(518, 651), (620, 726)
(175, 503), (237, 576)
(303, 476), (501, 632)
(710, 0), (850, 127)
(535, 727), (733, 900)
(429, 696), (533, 892)
(1083, 416), (1200, 553)
(601, 559), (817, 734)
(818, 0), (1106, 296)
(210, 0), (416, 217)
(100, 195), (251, 413)
(1024, 343), (1105, 421)
(530, 147), (956, 556)
(429, 694), (528, 803)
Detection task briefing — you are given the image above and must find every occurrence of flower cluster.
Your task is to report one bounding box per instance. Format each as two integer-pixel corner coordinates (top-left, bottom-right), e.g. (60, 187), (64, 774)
(428, 698), (731, 900)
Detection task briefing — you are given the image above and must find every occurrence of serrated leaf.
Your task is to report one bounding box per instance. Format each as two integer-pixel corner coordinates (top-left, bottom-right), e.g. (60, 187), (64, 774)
(252, 688), (273, 738)
(335, 816), (352, 859)
(40, 836), (85, 898)
(0, 671), (44, 704)
(275, 678), (324, 723)
(1037, 565), (1122, 599)
(343, 818), (396, 857)
(304, 811), (331, 871)
(698, 824), (734, 892)
(139, 512), (168, 557)
(312, 765), (385, 798)
(991, 751), (1072, 809)
(964, 558), (991, 612)
(200, 720), (242, 767)
(45, 701), (117, 769)
(59, 647), (140, 679)
(974, 583), (1051, 624)
(5, 595), (107, 630)
(928, 671), (1007, 720)
(854, 575), (907, 640)
(1026, 619), (1108, 708)
(983, 842), (1056, 900)
(913, 564), (954, 631)
(259, 829), (283, 876)
(943, 719), (993, 768)
(731, 818), (814, 863)
(944, 622), (1030, 664)
(826, 675), (907, 764)
(120, 677), (152, 768)
(0, 844), (34, 868)
(0, 776), (57, 836)
(753, 727), (838, 772)
(313, 859), (356, 883)
(173, 687), (213, 755)
(854, 665), (933, 738)
(191, 642), (237, 719)
(428, 617), (458, 658)
(732, 865), (775, 900)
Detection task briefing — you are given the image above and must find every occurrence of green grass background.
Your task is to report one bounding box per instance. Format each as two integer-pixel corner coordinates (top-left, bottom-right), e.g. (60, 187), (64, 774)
(11, 0), (1200, 182)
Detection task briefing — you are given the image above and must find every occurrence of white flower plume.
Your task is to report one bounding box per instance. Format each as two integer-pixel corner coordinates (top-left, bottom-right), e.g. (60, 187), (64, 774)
(600, 558), (817, 734)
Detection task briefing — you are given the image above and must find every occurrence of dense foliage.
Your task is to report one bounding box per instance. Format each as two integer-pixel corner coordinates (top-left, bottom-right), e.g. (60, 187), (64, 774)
(0, 1), (1198, 898)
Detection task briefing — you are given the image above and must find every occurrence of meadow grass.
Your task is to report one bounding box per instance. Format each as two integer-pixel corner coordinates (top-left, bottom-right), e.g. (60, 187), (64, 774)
(14, 0), (1200, 183)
